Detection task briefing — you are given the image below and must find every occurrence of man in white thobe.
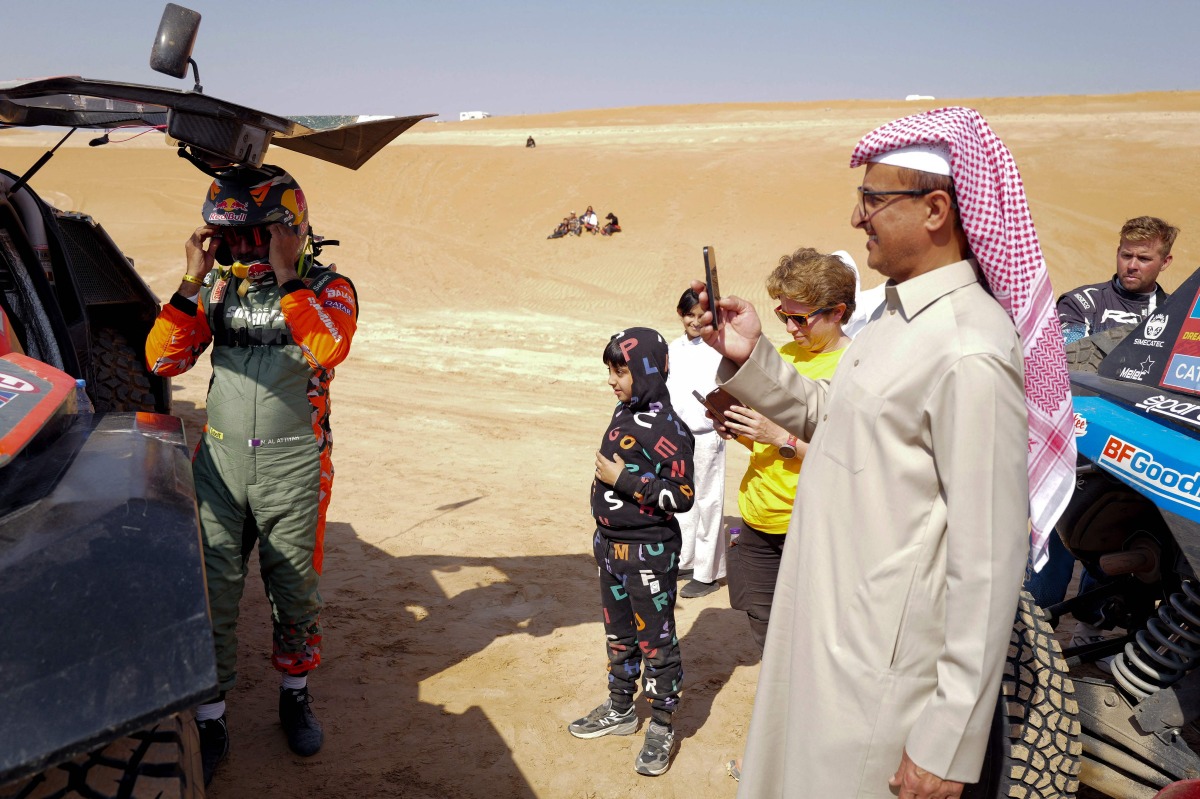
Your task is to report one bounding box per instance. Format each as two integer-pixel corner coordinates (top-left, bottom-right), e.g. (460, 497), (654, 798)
(697, 109), (1075, 798)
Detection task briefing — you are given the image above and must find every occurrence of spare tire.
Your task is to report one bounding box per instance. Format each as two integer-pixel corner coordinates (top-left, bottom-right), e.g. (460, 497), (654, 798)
(0, 712), (202, 799)
(964, 591), (1082, 799)
(1064, 323), (1137, 375)
(88, 327), (157, 413)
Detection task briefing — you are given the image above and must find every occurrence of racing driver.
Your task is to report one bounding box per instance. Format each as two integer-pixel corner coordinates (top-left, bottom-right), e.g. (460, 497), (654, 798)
(146, 164), (357, 784)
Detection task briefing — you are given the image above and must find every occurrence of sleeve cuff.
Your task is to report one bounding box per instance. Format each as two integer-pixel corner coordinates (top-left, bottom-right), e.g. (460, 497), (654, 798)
(613, 470), (641, 500)
(169, 292), (199, 313)
(279, 279), (307, 296)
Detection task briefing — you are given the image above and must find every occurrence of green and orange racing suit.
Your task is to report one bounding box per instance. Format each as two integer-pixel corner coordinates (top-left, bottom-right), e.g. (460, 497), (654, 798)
(146, 265), (357, 692)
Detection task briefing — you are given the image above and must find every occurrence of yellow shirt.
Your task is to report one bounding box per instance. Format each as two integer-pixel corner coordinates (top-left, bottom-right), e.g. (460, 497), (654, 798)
(736, 341), (846, 534)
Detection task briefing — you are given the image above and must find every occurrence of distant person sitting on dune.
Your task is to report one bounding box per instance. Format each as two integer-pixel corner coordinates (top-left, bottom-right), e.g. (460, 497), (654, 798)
(547, 217), (570, 239)
(581, 206), (599, 234)
(526, 135), (536, 148)
(602, 212), (621, 236)
(568, 212), (582, 236)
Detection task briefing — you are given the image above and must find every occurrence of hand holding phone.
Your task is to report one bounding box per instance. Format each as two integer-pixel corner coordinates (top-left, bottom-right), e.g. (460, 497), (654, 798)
(692, 387), (741, 432)
(703, 245), (722, 329)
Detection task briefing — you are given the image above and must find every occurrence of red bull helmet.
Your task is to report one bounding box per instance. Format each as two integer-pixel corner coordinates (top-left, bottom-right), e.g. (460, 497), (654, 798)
(202, 165), (309, 267)
(202, 164), (308, 232)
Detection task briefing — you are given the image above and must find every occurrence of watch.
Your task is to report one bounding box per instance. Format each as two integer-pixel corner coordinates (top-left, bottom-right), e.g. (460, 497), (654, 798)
(778, 435), (799, 459)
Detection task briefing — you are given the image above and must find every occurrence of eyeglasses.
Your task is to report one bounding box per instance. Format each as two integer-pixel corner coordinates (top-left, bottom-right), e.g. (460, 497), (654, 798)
(856, 186), (935, 219)
(774, 305), (835, 327)
(218, 225), (272, 248)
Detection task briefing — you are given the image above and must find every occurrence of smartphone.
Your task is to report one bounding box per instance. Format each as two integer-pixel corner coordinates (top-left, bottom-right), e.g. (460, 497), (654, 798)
(703, 245), (722, 328)
(691, 387), (742, 431)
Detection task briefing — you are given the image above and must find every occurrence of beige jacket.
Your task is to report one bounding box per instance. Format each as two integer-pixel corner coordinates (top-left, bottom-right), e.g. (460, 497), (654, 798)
(727, 260), (1030, 797)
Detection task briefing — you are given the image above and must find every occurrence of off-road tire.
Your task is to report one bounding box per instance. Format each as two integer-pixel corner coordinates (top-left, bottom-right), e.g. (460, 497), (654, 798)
(0, 712), (203, 799)
(1064, 323), (1137, 375)
(965, 591), (1082, 799)
(89, 327), (156, 412)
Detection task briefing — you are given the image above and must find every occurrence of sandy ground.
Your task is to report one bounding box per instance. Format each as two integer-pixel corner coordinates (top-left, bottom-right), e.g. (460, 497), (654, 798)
(6, 92), (1200, 797)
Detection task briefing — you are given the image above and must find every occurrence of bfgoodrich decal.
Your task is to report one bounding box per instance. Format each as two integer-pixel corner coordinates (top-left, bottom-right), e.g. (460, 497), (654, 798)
(1098, 435), (1200, 513)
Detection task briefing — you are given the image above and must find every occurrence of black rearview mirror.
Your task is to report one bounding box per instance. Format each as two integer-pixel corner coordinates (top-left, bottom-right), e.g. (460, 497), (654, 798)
(149, 4), (201, 80)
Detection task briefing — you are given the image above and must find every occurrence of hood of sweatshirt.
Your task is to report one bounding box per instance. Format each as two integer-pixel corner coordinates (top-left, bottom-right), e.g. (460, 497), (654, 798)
(610, 327), (671, 413)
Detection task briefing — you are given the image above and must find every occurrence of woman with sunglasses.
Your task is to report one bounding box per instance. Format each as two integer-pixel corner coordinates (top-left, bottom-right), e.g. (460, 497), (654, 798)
(721, 248), (857, 652)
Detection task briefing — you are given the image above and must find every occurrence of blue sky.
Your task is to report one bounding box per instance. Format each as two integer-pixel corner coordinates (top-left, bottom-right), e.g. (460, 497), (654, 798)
(5, 1), (1198, 121)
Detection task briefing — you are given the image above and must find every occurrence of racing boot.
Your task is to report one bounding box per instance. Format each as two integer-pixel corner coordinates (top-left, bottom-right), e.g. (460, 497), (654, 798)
(279, 686), (324, 756)
(195, 714), (229, 786)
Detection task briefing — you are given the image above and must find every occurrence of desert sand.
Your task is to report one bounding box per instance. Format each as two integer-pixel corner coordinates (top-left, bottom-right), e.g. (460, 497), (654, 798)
(5, 92), (1200, 797)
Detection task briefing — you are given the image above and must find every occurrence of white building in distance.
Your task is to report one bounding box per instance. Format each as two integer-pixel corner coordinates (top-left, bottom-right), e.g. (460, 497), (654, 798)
(459, 111), (491, 121)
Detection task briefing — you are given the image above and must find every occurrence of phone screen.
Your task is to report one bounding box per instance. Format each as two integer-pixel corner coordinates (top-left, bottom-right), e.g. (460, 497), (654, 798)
(703, 245), (721, 328)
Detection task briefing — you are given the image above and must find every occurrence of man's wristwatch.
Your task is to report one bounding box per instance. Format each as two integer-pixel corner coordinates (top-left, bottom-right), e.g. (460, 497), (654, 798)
(778, 435), (799, 459)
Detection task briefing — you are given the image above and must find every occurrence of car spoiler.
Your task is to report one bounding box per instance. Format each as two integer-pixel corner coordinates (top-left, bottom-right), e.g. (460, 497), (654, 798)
(0, 76), (433, 170)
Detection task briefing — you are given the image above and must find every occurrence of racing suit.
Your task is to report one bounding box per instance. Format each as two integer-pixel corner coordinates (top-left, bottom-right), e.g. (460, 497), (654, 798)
(146, 266), (357, 692)
(1056, 275), (1168, 343)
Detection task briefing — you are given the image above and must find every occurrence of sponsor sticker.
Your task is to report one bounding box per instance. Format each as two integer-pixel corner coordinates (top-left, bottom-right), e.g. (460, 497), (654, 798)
(1073, 413), (1088, 436)
(1135, 312), (1170, 347)
(1136, 394), (1200, 425)
(1119, 356), (1156, 382)
(1144, 313), (1169, 339)
(1099, 435), (1200, 512)
(1162, 354), (1200, 394)
(0, 388), (18, 408)
(0, 373), (38, 393)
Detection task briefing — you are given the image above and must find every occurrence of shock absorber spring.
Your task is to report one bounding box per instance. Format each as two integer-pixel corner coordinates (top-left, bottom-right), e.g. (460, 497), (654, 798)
(1111, 579), (1200, 701)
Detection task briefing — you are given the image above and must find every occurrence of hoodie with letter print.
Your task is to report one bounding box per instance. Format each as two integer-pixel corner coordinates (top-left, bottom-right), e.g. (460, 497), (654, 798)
(592, 327), (696, 543)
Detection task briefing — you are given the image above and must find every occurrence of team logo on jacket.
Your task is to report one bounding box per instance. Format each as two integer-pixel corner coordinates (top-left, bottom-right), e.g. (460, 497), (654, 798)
(1099, 435), (1200, 511)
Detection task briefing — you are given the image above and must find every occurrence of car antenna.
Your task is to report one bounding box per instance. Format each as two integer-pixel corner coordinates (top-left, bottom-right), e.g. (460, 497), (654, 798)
(4, 128), (76, 200)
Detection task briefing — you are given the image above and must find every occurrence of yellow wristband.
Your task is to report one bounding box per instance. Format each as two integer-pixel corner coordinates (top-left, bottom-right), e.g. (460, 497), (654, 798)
(181, 273), (204, 285)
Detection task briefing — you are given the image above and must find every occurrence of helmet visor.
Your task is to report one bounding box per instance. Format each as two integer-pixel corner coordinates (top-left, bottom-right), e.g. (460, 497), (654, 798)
(218, 225), (272, 249)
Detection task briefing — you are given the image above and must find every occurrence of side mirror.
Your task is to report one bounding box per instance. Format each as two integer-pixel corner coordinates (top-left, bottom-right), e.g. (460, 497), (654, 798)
(149, 3), (201, 80)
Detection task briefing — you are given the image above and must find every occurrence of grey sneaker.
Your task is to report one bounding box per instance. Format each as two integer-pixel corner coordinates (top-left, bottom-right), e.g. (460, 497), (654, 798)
(635, 721), (675, 776)
(568, 699), (638, 739)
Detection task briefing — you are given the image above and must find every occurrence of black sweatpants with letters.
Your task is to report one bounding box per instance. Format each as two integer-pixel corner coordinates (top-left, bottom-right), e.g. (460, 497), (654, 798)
(593, 525), (682, 724)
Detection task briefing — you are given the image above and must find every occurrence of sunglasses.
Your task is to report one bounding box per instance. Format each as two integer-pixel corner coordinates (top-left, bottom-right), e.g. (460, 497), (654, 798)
(218, 225), (272, 248)
(774, 305), (835, 327)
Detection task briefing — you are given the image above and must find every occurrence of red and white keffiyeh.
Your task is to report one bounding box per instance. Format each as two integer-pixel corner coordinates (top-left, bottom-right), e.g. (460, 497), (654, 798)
(850, 106), (1075, 569)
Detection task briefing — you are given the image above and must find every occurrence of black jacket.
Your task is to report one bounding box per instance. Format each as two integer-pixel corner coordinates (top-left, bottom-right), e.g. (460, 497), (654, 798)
(1057, 275), (1168, 340)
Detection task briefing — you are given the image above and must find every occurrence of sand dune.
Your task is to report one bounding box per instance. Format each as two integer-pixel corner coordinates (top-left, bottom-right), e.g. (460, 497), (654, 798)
(3, 93), (1195, 797)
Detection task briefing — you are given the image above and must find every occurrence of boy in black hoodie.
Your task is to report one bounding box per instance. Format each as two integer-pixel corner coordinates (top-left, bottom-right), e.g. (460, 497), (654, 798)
(569, 327), (696, 777)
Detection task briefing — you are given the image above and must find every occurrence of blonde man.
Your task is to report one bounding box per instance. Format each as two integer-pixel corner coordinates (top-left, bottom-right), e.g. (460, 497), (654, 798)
(1057, 215), (1180, 342)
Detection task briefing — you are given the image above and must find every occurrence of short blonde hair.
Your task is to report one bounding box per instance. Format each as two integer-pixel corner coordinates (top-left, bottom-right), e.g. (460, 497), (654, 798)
(766, 248), (857, 322)
(1121, 216), (1180, 256)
